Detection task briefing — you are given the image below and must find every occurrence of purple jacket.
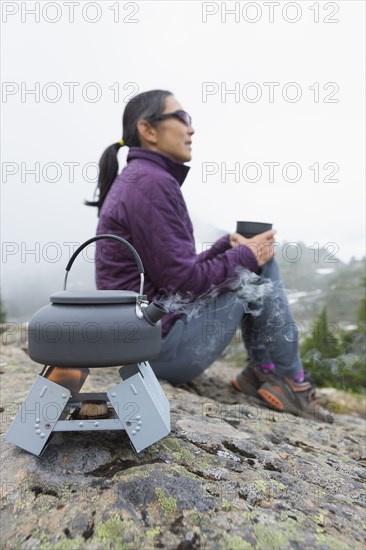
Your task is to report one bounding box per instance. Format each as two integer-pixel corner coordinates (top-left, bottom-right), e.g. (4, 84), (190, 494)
(96, 147), (259, 335)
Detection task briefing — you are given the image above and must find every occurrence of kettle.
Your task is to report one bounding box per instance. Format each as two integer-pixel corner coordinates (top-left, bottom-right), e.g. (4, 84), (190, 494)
(28, 234), (168, 367)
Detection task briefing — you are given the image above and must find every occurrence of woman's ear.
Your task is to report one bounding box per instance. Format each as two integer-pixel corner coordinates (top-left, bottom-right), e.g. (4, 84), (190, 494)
(136, 119), (158, 146)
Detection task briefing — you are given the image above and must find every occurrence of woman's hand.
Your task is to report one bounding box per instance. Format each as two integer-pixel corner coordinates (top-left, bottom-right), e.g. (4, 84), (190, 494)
(229, 230), (277, 266)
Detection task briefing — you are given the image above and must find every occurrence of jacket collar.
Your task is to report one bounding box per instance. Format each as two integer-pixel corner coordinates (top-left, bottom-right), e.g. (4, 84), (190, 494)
(127, 147), (190, 187)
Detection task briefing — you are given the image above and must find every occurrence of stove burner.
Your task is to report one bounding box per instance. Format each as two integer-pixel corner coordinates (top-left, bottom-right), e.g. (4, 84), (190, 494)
(77, 400), (109, 419)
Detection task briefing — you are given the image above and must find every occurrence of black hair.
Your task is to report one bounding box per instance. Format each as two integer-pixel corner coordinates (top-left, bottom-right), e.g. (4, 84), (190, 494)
(85, 89), (173, 213)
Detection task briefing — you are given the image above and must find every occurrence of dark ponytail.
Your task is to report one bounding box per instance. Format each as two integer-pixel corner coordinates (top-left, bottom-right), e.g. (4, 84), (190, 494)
(85, 89), (173, 214)
(84, 142), (122, 211)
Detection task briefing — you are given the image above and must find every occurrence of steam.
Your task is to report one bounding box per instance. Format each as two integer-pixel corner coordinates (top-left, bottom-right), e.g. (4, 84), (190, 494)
(159, 267), (279, 321)
(158, 267), (292, 368)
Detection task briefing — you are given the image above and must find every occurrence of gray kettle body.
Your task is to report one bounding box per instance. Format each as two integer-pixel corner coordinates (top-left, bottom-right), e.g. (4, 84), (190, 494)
(28, 234), (168, 367)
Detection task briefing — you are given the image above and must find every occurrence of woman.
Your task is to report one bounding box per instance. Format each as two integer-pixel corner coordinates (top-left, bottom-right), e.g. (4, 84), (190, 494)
(86, 89), (332, 423)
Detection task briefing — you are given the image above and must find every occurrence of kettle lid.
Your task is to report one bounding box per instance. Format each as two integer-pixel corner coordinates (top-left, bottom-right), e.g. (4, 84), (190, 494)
(50, 290), (138, 305)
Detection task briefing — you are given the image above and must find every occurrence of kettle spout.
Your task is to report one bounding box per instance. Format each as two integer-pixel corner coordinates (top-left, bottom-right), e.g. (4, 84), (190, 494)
(142, 301), (169, 326)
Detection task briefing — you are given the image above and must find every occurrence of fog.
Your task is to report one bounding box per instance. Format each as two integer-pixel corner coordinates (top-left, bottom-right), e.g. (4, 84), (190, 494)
(1, 1), (365, 320)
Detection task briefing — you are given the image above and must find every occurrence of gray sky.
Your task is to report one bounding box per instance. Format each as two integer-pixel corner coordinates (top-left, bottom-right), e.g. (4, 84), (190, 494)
(1, 0), (365, 300)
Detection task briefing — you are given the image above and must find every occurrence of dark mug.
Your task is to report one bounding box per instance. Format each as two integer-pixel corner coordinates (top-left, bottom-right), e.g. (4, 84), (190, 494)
(236, 221), (273, 238)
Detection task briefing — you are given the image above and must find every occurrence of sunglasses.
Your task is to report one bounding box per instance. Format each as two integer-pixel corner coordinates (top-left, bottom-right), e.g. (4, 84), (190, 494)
(149, 110), (192, 127)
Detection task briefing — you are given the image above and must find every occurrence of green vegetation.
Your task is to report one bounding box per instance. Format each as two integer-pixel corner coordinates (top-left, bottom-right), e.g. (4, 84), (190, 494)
(155, 488), (177, 517)
(93, 515), (126, 547)
(300, 278), (366, 393)
(223, 535), (252, 549)
(146, 526), (161, 542)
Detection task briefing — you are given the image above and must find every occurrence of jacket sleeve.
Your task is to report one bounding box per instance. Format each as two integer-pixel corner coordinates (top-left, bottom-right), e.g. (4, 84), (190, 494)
(128, 175), (258, 298)
(196, 234), (231, 262)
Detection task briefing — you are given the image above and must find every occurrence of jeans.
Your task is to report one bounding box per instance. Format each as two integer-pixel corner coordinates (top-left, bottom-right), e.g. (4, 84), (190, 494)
(150, 258), (303, 385)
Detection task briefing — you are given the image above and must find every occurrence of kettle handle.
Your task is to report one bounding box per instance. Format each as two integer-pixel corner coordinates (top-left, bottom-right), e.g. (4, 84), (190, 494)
(63, 234), (145, 294)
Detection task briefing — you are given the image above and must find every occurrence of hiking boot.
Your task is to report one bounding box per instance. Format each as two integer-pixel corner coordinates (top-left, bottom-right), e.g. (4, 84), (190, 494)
(257, 376), (334, 423)
(231, 363), (272, 397)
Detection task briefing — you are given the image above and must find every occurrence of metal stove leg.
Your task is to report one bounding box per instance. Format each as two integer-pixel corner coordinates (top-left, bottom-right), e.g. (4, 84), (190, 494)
(108, 361), (170, 452)
(6, 364), (170, 455)
(5, 374), (71, 456)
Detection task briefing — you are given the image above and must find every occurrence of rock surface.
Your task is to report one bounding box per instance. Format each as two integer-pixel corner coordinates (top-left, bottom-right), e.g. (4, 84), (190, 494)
(1, 338), (365, 550)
